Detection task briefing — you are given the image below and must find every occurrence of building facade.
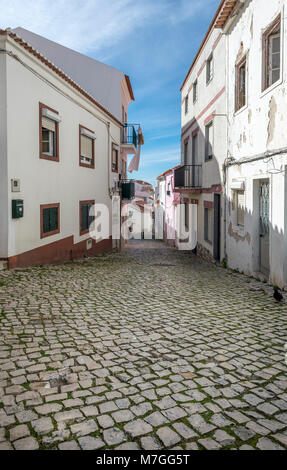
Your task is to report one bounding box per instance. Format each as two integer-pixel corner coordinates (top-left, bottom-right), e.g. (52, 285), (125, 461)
(174, 0), (287, 288)
(156, 167), (181, 247)
(0, 28), (138, 268)
(223, 0), (287, 288)
(175, 2), (227, 262)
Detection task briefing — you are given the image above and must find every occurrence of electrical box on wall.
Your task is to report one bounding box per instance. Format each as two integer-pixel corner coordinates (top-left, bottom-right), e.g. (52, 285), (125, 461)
(11, 178), (20, 192)
(12, 200), (24, 218)
(86, 239), (92, 250)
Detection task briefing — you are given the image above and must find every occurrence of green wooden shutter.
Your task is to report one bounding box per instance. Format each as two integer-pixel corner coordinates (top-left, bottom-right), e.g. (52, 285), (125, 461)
(88, 203), (94, 229)
(81, 204), (88, 232)
(49, 207), (58, 232)
(43, 208), (50, 233)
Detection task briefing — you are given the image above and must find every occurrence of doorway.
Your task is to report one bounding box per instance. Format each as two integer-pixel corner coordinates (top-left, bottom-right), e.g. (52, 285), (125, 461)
(213, 193), (221, 261)
(259, 179), (270, 275)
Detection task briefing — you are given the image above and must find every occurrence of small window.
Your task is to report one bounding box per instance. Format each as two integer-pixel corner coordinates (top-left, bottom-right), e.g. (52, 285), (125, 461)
(80, 200), (95, 235)
(112, 144), (119, 172)
(206, 53), (213, 84)
(39, 103), (59, 161)
(236, 190), (245, 226)
(263, 16), (281, 90)
(235, 58), (247, 111)
(193, 79), (198, 103)
(184, 95), (189, 115)
(192, 133), (198, 163)
(205, 121), (213, 161)
(204, 207), (213, 244)
(79, 126), (95, 168)
(184, 141), (189, 164)
(41, 204), (60, 238)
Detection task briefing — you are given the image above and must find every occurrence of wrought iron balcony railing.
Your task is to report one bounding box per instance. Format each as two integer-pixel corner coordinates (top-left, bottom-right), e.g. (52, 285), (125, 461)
(121, 124), (138, 148)
(174, 164), (202, 189)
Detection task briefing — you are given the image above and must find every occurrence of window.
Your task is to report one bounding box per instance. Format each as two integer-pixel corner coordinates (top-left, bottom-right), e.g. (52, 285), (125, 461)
(206, 53), (213, 84)
(192, 133), (198, 164)
(193, 79), (198, 103)
(184, 95), (189, 114)
(40, 203), (60, 238)
(236, 190), (245, 226)
(80, 200), (95, 235)
(184, 141), (189, 164)
(112, 144), (119, 172)
(205, 121), (213, 161)
(39, 103), (59, 161)
(79, 125), (95, 168)
(263, 16), (281, 90)
(204, 207), (213, 244)
(235, 58), (247, 111)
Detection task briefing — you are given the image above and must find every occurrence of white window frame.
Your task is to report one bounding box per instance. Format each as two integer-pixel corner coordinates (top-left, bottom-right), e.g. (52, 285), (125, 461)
(42, 128), (55, 157)
(236, 190), (245, 227)
(262, 14), (282, 93)
(206, 53), (214, 84)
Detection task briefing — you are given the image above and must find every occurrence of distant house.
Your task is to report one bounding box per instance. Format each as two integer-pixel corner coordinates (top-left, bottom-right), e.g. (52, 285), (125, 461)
(0, 28), (141, 268)
(156, 166), (181, 246)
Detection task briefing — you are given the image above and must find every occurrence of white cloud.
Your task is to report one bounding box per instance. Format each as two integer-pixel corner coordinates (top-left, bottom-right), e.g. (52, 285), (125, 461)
(0, 0), (163, 53)
(0, 0), (218, 55)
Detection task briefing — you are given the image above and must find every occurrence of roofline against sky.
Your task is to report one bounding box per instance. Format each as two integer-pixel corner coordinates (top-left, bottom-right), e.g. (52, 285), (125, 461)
(157, 164), (182, 180)
(125, 75), (135, 101)
(0, 28), (124, 127)
(180, 0), (227, 92)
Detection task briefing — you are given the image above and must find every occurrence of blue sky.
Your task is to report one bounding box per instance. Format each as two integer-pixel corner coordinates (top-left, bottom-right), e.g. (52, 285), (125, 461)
(0, 0), (219, 187)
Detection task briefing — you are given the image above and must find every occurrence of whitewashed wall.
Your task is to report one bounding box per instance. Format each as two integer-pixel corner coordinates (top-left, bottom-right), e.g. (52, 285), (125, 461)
(1, 36), (121, 259)
(226, 0), (287, 288)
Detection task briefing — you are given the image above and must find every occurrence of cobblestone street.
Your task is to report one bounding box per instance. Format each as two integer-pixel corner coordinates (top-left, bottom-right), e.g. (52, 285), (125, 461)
(0, 240), (287, 450)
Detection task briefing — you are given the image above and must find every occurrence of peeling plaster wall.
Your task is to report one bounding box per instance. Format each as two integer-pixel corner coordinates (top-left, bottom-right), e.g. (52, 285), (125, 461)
(226, 0), (287, 288)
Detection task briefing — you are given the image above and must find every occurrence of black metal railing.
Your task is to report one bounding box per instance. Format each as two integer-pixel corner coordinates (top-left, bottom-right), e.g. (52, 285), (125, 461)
(174, 165), (202, 188)
(121, 124), (138, 148)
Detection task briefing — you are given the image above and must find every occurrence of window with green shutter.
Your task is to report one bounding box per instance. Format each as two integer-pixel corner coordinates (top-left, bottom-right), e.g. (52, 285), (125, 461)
(80, 201), (95, 235)
(41, 204), (60, 238)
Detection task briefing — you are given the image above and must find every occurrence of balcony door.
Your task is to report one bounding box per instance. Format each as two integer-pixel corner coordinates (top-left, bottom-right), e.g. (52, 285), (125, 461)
(192, 133), (198, 186)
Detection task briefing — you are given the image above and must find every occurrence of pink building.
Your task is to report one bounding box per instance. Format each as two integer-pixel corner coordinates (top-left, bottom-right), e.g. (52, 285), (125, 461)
(157, 166), (181, 246)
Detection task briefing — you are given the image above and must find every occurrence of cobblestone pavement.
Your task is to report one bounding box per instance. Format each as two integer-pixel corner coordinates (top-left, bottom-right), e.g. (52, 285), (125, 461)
(0, 240), (287, 450)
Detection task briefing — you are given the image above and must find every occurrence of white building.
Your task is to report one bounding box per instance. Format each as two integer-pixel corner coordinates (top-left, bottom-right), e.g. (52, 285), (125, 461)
(0, 28), (138, 268)
(223, 0), (287, 288)
(175, 2), (227, 261)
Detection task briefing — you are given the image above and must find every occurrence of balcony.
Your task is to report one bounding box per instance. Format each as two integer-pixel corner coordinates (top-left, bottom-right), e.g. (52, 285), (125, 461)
(121, 124), (138, 153)
(120, 179), (135, 200)
(174, 165), (202, 189)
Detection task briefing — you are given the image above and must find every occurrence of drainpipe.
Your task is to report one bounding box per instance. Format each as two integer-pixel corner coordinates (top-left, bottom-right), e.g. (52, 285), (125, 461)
(107, 121), (112, 197)
(224, 32), (229, 263)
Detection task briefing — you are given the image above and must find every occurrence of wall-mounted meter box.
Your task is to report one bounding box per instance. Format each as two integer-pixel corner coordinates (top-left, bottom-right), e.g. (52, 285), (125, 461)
(11, 178), (20, 192)
(12, 199), (24, 218)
